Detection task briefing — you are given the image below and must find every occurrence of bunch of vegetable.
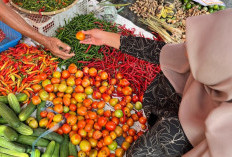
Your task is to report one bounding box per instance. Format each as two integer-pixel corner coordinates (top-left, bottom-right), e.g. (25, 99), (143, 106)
(0, 43), (58, 100)
(0, 29), (5, 43)
(56, 14), (118, 68)
(12, 0), (76, 12)
(31, 64), (147, 156)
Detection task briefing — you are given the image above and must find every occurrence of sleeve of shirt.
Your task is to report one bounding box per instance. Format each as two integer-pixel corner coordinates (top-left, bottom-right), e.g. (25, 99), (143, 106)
(119, 35), (166, 64)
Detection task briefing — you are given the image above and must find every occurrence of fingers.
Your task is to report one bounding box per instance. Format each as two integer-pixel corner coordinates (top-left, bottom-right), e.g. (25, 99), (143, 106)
(79, 37), (93, 45)
(57, 40), (71, 53)
(82, 29), (94, 35)
(54, 50), (75, 60)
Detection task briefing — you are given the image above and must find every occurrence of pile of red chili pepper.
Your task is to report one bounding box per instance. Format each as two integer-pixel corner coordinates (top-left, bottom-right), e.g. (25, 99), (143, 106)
(0, 43), (58, 97)
(0, 29), (6, 42)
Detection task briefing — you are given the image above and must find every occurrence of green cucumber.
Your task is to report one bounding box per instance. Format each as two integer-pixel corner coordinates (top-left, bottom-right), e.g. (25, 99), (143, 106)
(16, 135), (49, 147)
(0, 152), (14, 157)
(7, 93), (21, 114)
(60, 134), (68, 157)
(19, 102), (36, 121)
(32, 128), (63, 143)
(14, 123), (33, 135)
(0, 102), (21, 128)
(0, 93), (28, 104)
(0, 147), (29, 157)
(36, 101), (46, 121)
(34, 149), (41, 157)
(69, 142), (78, 157)
(0, 118), (7, 124)
(42, 141), (56, 157)
(0, 136), (26, 153)
(0, 125), (18, 141)
(52, 143), (60, 157)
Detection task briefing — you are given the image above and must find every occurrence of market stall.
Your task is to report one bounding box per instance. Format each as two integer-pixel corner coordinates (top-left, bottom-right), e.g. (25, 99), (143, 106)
(0, 0), (227, 156)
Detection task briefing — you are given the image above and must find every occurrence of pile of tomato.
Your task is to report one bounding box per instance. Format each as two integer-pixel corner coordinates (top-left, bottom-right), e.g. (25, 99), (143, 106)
(31, 64), (147, 157)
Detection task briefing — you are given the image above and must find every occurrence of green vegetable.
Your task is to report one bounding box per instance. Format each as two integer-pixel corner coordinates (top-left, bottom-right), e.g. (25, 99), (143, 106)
(56, 14), (117, 68)
(34, 149), (41, 157)
(52, 143), (60, 157)
(209, 8), (214, 13)
(14, 123), (33, 135)
(16, 135), (49, 147)
(0, 147), (29, 157)
(0, 102), (21, 128)
(19, 102), (36, 121)
(219, 6), (226, 10)
(186, 2), (192, 9)
(0, 125), (18, 141)
(60, 134), (68, 157)
(0, 136), (26, 153)
(36, 101), (46, 121)
(32, 128), (63, 143)
(8, 93), (21, 114)
(0, 93), (27, 104)
(42, 141), (56, 157)
(213, 5), (219, 10)
(68, 142), (77, 157)
(0, 152), (14, 157)
(0, 118), (7, 124)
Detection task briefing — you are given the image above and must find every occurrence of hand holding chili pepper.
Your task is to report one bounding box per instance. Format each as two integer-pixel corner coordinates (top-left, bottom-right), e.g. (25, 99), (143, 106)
(43, 37), (75, 60)
(80, 29), (121, 49)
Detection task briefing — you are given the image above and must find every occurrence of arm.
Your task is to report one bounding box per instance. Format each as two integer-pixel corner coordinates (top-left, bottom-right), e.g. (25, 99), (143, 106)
(0, 1), (74, 59)
(80, 29), (165, 64)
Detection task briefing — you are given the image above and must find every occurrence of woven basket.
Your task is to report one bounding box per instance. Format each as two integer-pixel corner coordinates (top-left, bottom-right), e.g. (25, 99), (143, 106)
(9, 0), (79, 15)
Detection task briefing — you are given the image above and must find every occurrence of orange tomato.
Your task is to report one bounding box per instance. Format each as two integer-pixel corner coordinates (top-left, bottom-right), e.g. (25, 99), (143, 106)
(114, 104), (122, 110)
(111, 117), (119, 126)
(93, 130), (103, 140)
(128, 128), (136, 136)
(39, 73), (47, 81)
(103, 135), (113, 145)
(44, 84), (53, 93)
(115, 148), (125, 157)
(57, 92), (64, 98)
(94, 81), (101, 88)
(32, 96), (41, 105)
(102, 130), (109, 137)
(75, 85), (84, 93)
(62, 70), (70, 79)
(76, 31), (85, 41)
(139, 117), (147, 124)
(83, 98), (92, 107)
(69, 104), (77, 111)
(77, 106), (87, 116)
(84, 123), (93, 132)
(63, 97), (71, 106)
(40, 111), (48, 118)
(61, 124), (71, 134)
(32, 84), (42, 93)
(75, 70), (84, 78)
(88, 67), (97, 77)
(99, 71), (108, 80)
(47, 112), (55, 119)
(98, 147), (110, 157)
(53, 97), (63, 105)
(97, 101), (105, 109)
(68, 64), (78, 74)
(67, 115), (78, 126)
(125, 136), (133, 144)
(48, 93), (56, 101)
(51, 78), (60, 84)
(110, 131), (117, 140)
(77, 119), (86, 129)
(88, 111), (97, 120)
(54, 104), (64, 113)
(126, 118), (134, 127)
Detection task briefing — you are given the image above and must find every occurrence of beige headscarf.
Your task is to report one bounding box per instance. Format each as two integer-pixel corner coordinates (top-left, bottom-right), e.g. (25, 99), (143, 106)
(160, 9), (232, 157)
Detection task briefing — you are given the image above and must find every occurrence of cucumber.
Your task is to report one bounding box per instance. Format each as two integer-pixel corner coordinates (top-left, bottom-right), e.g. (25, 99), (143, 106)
(36, 101), (46, 121)
(0, 93), (28, 104)
(32, 128), (63, 143)
(19, 102), (36, 121)
(0, 118), (7, 124)
(42, 141), (56, 157)
(0, 102), (21, 128)
(69, 142), (78, 157)
(7, 93), (21, 114)
(16, 135), (49, 147)
(0, 136), (26, 153)
(34, 149), (41, 157)
(14, 123), (33, 135)
(0, 147), (29, 157)
(0, 125), (18, 141)
(60, 134), (68, 157)
(0, 152), (14, 157)
(52, 143), (60, 157)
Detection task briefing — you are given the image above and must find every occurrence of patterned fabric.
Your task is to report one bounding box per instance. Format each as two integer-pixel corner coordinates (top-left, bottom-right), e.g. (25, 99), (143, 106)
(119, 36), (193, 156)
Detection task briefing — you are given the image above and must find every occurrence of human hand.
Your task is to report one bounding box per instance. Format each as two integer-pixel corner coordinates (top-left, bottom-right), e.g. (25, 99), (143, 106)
(79, 29), (107, 46)
(43, 37), (75, 59)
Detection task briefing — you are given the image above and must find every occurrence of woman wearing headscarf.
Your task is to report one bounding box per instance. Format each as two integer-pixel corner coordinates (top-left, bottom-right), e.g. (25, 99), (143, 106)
(81, 9), (232, 157)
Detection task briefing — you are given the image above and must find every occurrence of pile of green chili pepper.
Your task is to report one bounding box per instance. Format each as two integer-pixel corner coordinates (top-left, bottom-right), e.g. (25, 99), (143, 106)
(12, 0), (75, 12)
(56, 14), (118, 68)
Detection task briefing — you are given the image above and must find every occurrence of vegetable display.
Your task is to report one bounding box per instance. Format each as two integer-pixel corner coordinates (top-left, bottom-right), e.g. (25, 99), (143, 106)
(56, 14), (118, 68)
(12, 0), (76, 12)
(0, 29), (5, 43)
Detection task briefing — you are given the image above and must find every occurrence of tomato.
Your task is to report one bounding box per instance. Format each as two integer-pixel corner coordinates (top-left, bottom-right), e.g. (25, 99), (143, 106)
(137, 131), (144, 136)
(71, 134), (82, 145)
(61, 124), (71, 134)
(78, 129), (87, 138)
(77, 119), (86, 129)
(111, 117), (119, 126)
(92, 91), (101, 100)
(125, 136), (133, 144)
(98, 117), (107, 127)
(99, 86), (107, 94)
(135, 101), (143, 110)
(105, 121), (116, 131)
(42, 79), (51, 88)
(78, 151), (86, 157)
(88, 67), (97, 77)
(47, 112), (55, 119)
(76, 31), (85, 40)
(126, 118), (134, 127)
(141, 124), (147, 130)
(102, 94), (110, 102)
(94, 81), (101, 88)
(97, 101), (105, 109)
(134, 135), (139, 141)
(97, 109), (104, 116)
(48, 122), (58, 130)
(114, 110), (123, 118)
(122, 124), (129, 132)
(89, 138), (98, 148)
(103, 110), (111, 118)
(39, 90), (49, 101)
(121, 141), (130, 151)
(98, 71), (108, 80)
(83, 67), (89, 74)
(58, 84), (67, 93)
(29, 119), (38, 129)
(53, 114), (63, 123)
(116, 73), (123, 80)
(48, 93), (56, 101)
(68, 64), (78, 74)
(57, 92), (64, 98)
(80, 140), (91, 152)
(40, 111), (48, 118)
(99, 147), (110, 157)
(128, 128), (136, 136)
(69, 104), (77, 112)
(102, 81), (108, 87)
(83, 98), (92, 107)
(131, 114), (139, 121)
(32, 84), (42, 92)
(85, 86), (93, 95)
(32, 96), (41, 105)
(75, 93), (86, 103)
(53, 97), (63, 105)
(88, 129), (94, 138)
(97, 140), (103, 149)
(93, 130), (103, 140)
(102, 130), (109, 138)
(82, 78), (90, 88)
(122, 86), (132, 96)
(54, 104), (63, 114)
(110, 78), (117, 85)
(139, 95), (143, 102)
(39, 73), (47, 81)
(139, 117), (147, 124)
(119, 79), (130, 87)
(66, 86), (73, 94)
(62, 70), (70, 79)
(103, 135), (113, 145)
(57, 128), (63, 135)
(132, 95), (139, 103)
(108, 141), (117, 151)
(88, 111), (97, 120)
(93, 123), (102, 130)
(66, 78), (75, 87)
(109, 131), (117, 140)
(137, 111), (143, 118)
(115, 148), (125, 157)
(53, 84), (59, 93)
(84, 123), (93, 132)
(74, 85), (84, 93)
(72, 124), (78, 131)
(123, 96), (132, 103)
(39, 118), (48, 128)
(89, 149), (98, 157)
(114, 126), (123, 137)
(77, 106), (87, 116)
(67, 115), (78, 126)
